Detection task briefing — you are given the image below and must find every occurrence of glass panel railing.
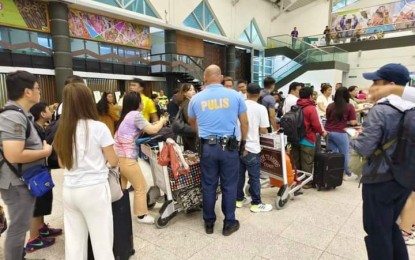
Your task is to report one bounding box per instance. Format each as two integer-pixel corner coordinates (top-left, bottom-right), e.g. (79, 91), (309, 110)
(267, 34), (317, 52)
(0, 27), (52, 56)
(150, 53), (204, 81)
(266, 46), (348, 82)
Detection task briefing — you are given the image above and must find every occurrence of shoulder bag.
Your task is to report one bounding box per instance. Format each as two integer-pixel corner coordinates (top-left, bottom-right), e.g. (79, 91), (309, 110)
(108, 166), (123, 202)
(171, 108), (196, 137)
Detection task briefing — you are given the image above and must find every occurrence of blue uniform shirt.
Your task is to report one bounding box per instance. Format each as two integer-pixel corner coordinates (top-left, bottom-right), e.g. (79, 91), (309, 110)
(188, 84), (247, 139)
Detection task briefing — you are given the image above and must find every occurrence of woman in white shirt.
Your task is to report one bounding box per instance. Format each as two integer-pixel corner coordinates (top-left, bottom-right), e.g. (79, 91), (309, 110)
(316, 83), (333, 118)
(54, 83), (118, 260)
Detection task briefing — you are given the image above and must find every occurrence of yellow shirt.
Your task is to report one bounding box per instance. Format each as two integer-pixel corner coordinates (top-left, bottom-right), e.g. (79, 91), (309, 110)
(141, 94), (157, 121)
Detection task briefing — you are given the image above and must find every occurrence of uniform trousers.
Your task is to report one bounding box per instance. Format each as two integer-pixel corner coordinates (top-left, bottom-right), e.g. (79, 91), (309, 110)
(200, 143), (239, 226)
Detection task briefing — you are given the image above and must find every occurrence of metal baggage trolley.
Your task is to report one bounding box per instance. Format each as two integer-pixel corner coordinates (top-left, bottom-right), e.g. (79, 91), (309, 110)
(259, 131), (313, 209)
(137, 138), (201, 228)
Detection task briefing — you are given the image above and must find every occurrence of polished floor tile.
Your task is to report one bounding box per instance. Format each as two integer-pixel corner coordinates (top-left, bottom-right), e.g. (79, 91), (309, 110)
(1, 169), (415, 259)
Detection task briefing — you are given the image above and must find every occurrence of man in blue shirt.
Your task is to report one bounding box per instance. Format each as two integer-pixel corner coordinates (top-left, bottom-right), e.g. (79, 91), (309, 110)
(188, 64), (248, 236)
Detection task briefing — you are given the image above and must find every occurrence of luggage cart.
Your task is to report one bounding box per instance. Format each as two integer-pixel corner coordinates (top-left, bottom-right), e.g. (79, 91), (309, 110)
(137, 139), (201, 229)
(258, 131), (313, 209)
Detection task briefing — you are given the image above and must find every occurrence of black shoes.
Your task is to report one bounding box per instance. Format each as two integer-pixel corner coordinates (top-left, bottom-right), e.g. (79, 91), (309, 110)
(222, 220), (240, 236)
(205, 222), (214, 234)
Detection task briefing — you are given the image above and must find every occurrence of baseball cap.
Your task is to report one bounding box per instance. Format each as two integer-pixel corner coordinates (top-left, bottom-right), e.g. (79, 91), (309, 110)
(247, 83), (261, 94)
(362, 63), (410, 86)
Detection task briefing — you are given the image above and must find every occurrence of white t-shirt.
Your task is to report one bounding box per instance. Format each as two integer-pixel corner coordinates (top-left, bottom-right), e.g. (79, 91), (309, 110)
(63, 120), (115, 188)
(245, 100), (270, 154)
(316, 94), (333, 117)
(283, 94), (299, 114)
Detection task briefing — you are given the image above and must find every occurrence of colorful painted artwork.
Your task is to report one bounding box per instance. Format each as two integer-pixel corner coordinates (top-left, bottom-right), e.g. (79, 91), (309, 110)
(0, 0), (49, 32)
(68, 9), (151, 49)
(331, 0), (415, 35)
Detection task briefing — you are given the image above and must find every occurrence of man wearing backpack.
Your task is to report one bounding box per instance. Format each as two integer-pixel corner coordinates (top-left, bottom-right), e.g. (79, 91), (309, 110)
(259, 77), (278, 132)
(0, 71), (53, 260)
(350, 63), (414, 260)
(290, 88), (326, 182)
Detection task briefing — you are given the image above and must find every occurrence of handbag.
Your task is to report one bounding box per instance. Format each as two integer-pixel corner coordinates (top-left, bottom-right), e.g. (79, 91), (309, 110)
(108, 167), (123, 202)
(0, 148), (54, 197)
(172, 108), (196, 137)
(0, 204), (7, 236)
(349, 138), (397, 176)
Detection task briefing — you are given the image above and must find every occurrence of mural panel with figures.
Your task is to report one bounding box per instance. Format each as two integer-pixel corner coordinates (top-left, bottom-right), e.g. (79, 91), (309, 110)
(331, 0), (415, 35)
(68, 9), (151, 49)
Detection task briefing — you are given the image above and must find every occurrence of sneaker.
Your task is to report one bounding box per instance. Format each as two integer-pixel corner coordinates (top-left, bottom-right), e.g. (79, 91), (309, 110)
(402, 231), (415, 245)
(39, 224), (63, 237)
(236, 198), (249, 208)
(250, 203), (272, 213)
(137, 215), (155, 224)
(343, 173), (358, 181)
(25, 236), (55, 253)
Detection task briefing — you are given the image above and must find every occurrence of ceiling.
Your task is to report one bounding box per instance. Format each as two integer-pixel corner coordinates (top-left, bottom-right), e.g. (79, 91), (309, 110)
(267, 0), (318, 12)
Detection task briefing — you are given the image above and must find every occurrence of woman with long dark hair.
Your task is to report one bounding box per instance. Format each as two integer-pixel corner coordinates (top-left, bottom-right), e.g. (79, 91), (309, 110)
(176, 83), (197, 151)
(325, 86), (357, 180)
(97, 92), (119, 136)
(114, 93), (168, 224)
(53, 83), (118, 260)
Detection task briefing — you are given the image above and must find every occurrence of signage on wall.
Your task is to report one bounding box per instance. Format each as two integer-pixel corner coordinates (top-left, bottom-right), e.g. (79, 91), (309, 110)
(68, 9), (151, 49)
(0, 0), (49, 32)
(331, 0), (415, 34)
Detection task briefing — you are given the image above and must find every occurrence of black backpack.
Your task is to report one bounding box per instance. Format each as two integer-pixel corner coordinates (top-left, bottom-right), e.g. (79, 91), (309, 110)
(0, 105), (31, 139)
(387, 108), (415, 190)
(280, 105), (306, 143)
(45, 119), (60, 169)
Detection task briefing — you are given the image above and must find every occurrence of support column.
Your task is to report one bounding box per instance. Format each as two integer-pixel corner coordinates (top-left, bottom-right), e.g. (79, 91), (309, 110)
(49, 2), (73, 102)
(226, 45), (236, 79)
(164, 30), (177, 73)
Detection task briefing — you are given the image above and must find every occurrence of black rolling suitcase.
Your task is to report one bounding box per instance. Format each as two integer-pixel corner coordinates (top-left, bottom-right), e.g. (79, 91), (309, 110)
(88, 190), (135, 260)
(313, 151), (344, 190)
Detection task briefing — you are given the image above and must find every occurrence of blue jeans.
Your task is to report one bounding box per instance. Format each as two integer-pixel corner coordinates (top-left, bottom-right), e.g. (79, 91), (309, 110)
(200, 143), (239, 226)
(327, 132), (351, 175)
(237, 152), (261, 205)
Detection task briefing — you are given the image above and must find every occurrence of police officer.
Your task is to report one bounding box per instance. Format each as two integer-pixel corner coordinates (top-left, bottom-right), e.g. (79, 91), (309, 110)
(188, 65), (248, 236)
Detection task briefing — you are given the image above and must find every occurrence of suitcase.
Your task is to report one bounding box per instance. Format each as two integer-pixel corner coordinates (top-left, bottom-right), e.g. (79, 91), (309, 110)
(88, 189), (135, 260)
(313, 151), (344, 190)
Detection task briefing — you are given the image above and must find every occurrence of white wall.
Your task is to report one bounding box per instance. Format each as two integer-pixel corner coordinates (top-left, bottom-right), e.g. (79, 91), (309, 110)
(344, 46), (415, 88)
(278, 69), (344, 94)
(270, 0), (331, 37)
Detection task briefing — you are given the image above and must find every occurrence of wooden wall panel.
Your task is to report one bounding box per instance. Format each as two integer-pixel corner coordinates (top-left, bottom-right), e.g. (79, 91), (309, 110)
(0, 74), (6, 107)
(86, 78), (119, 93)
(203, 42), (226, 73)
(176, 33), (204, 58)
(235, 49), (251, 82)
(38, 75), (57, 105)
(0, 74), (57, 106)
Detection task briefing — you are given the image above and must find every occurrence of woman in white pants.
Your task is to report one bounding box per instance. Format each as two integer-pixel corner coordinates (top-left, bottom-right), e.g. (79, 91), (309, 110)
(54, 82), (118, 260)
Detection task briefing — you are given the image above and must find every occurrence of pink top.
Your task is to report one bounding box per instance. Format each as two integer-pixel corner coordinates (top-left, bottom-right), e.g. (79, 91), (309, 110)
(114, 111), (150, 159)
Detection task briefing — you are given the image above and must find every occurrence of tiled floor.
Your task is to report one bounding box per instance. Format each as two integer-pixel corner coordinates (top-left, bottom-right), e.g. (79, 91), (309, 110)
(1, 166), (415, 260)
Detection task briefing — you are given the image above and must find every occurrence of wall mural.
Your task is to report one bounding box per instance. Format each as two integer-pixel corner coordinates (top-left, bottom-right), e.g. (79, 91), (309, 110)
(331, 0), (415, 35)
(68, 9), (151, 49)
(0, 0), (49, 32)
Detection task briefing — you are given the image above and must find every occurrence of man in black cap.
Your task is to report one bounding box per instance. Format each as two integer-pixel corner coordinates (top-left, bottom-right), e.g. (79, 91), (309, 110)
(236, 83), (272, 213)
(350, 63), (414, 260)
